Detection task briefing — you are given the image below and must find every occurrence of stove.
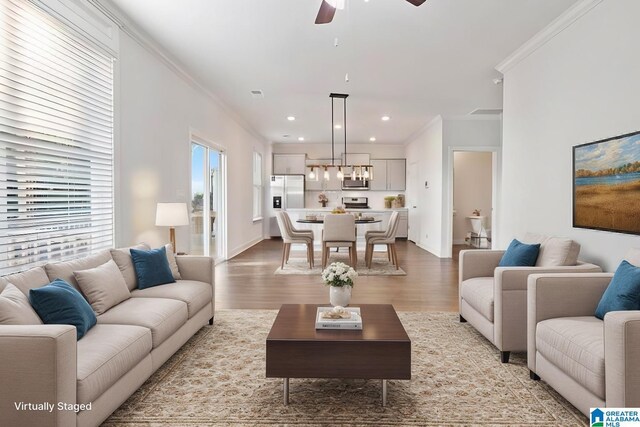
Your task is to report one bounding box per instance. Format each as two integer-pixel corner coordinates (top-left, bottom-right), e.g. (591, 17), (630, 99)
(342, 197), (370, 209)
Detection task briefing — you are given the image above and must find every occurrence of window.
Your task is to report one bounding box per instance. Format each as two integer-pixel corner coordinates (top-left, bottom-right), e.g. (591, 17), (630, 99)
(253, 151), (263, 221)
(0, 0), (115, 274)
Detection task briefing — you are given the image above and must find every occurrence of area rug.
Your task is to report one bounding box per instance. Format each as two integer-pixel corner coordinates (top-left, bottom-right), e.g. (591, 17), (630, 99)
(275, 252), (407, 276)
(104, 311), (587, 426)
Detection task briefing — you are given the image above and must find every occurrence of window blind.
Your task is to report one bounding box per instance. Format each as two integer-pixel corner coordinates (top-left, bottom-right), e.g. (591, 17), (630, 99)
(0, 0), (114, 274)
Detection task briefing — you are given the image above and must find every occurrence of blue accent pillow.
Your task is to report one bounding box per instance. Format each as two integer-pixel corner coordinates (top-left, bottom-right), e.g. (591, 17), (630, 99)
(130, 246), (176, 289)
(29, 279), (97, 340)
(595, 260), (640, 320)
(498, 239), (541, 267)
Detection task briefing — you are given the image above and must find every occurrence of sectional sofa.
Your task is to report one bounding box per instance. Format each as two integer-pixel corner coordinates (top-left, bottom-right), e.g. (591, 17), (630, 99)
(0, 245), (214, 427)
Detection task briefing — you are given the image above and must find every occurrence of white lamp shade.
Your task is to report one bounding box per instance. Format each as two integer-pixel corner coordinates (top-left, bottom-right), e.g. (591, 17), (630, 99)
(155, 203), (189, 226)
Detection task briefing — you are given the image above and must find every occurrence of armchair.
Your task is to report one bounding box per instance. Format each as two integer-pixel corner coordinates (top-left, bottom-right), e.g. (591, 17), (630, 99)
(458, 236), (601, 363)
(527, 271), (640, 415)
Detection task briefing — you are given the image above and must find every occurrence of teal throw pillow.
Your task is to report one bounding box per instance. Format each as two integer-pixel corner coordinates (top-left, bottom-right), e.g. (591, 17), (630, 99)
(498, 239), (541, 267)
(130, 246), (176, 289)
(29, 279), (97, 340)
(595, 260), (640, 320)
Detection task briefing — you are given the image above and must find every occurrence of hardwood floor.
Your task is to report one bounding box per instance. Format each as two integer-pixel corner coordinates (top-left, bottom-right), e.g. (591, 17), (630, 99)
(215, 239), (469, 312)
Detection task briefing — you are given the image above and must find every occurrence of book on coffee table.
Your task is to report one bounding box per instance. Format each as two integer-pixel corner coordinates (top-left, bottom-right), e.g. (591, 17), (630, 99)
(315, 307), (362, 330)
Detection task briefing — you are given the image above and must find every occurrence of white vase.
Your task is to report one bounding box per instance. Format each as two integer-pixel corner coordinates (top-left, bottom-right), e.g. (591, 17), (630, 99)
(330, 285), (352, 307)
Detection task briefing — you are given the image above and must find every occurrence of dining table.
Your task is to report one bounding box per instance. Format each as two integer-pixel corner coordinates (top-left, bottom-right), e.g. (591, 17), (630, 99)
(296, 218), (382, 225)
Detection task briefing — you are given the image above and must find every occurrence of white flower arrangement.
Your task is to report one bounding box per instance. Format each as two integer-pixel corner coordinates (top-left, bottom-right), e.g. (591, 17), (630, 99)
(321, 262), (358, 288)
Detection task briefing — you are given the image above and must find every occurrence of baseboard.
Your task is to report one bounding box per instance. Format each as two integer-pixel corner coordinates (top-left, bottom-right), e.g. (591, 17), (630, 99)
(416, 242), (442, 258)
(228, 237), (263, 259)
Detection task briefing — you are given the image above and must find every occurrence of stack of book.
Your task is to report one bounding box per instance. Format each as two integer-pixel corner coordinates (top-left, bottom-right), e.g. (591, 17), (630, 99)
(315, 307), (363, 330)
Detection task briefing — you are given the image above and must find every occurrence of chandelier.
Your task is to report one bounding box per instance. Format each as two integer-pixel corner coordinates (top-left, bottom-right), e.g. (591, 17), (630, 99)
(307, 93), (374, 182)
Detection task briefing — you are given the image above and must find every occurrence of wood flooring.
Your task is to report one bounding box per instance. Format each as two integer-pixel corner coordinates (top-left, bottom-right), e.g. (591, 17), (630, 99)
(215, 239), (469, 312)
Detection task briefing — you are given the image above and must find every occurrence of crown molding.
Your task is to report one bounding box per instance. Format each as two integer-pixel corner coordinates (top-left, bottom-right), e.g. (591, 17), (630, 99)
(441, 114), (502, 121)
(402, 115), (443, 146)
(495, 0), (604, 74)
(88, 0), (268, 144)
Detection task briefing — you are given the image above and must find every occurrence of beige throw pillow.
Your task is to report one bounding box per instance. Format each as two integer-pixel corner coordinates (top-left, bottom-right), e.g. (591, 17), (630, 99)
(110, 243), (151, 290)
(522, 233), (580, 266)
(0, 283), (43, 325)
(74, 259), (130, 315)
(164, 244), (182, 280)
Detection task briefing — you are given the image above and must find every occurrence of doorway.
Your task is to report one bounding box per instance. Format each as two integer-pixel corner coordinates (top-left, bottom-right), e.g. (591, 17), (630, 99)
(190, 139), (226, 261)
(450, 149), (497, 254)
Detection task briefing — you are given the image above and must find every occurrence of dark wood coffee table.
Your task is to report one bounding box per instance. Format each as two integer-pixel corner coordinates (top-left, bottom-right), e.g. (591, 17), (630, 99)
(266, 304), (411, 406)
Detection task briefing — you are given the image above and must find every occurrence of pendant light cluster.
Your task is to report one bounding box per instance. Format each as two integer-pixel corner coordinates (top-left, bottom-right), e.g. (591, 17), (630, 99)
(307, 93), (374, 182)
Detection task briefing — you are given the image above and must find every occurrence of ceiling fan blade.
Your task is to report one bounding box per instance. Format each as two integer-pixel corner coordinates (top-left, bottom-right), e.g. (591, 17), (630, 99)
(405, 0), (427, 6)
(315, 0), (336, 24)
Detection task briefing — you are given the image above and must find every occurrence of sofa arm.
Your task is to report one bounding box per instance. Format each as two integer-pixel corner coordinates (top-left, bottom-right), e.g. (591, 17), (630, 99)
(459, 250), (504, 283)
(526, 273), (613, 372)
(496, 262), (602, 291)
(605, 311), (640, 408)
(0, 325), (77, 427)
(176, 255), (214, 285)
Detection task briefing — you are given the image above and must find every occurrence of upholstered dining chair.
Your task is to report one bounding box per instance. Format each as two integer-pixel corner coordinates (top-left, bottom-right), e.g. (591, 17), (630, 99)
(365, 211), (400, 269)
(281, 211), (314, 239)
(322, 214), (356, 269)
(275, 211), (314, 269)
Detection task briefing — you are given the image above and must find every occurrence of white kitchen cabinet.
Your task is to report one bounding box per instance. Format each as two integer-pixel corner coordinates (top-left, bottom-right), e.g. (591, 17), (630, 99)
(396, 209), (408, 238)
(369, 159), (406, 191)
(273, 154), (306, 175)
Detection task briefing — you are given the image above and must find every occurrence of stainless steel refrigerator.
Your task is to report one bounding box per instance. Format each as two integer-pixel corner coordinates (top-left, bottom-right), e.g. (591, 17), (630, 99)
(269, 175), (305, 236)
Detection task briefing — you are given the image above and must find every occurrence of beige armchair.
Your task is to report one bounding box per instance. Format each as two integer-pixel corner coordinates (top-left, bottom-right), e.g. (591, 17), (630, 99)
(458, 235), (601, 363)
(527, 258), (640, 415)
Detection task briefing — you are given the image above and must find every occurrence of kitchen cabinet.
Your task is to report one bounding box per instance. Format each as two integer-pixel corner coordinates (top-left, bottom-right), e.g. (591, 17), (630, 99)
(396, 209), (408, 238)
(273, 154), (306, 175)
(369, 159), (406, 191)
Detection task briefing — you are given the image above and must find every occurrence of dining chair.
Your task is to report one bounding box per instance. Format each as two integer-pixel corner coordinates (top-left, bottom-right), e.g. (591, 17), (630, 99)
(365, 211), (400, 269)
(281, 211), (314, 238)
(276, 211), (314, 269)
(322, 214), (356, 269)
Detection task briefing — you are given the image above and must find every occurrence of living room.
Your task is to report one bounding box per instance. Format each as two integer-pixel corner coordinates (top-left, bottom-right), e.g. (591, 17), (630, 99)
(1, 0), (639, 426)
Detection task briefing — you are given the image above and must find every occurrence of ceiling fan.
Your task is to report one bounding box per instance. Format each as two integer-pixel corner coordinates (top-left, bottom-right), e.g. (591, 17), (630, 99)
(315, 0), (427, 24)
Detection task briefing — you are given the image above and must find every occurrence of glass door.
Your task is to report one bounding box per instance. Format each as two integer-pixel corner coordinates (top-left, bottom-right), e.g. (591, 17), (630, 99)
(191, 142), (225, 260)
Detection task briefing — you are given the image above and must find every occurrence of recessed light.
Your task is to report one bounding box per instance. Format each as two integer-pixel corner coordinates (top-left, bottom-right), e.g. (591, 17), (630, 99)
(369, 137), (376, 142)
(298, 137), (305, 141)
(381, 115), (390, 121)
(287, 116), (296, 121)
(282, 134), (290, 138)
(334, 124), (342, 129)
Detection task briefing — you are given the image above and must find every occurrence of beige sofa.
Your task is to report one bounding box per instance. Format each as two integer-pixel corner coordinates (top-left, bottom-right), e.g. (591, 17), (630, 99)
(527, 250), (640, 415)
(459, 234), (601, 362)
(0, 246), (214, 427)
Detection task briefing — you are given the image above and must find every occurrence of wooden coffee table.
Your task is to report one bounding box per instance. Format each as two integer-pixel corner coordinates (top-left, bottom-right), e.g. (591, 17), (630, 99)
(266, 304), (411, 406)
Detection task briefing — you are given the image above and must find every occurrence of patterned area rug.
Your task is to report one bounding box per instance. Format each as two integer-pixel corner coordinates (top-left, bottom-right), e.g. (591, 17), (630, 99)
(104, 311), (588, 426)
(275, 252), (407, 276)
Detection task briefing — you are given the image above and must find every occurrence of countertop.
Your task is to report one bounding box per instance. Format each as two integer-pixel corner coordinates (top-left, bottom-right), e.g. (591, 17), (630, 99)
(286, 207), (408, 212)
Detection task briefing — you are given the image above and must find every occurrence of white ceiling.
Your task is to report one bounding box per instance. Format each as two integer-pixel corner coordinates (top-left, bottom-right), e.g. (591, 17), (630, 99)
(108, 0), (577, 145)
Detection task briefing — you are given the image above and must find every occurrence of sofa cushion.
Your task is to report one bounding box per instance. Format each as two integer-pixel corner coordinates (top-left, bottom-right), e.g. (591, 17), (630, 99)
(0, 283), (43, 325)
(460, 277), (494, 322)
(130, 247), (176, 290)
(110, 243), (151, 291)
(522, 233), (580, 266)
(97, 298), (187, 348)
(29, 279), (97, 340)
(595, 260), (640, 320)
(626, 248), (640, 267)
(76, 324), (152, 404)
(499, 239), (540, 267)
(536, 316), (605, 399)
(44, 250), (113, 291)
(164, 244), (182, 280)
(0, 266), (50, 295)
(74, 260), (131, 315)
(131, 280), (211, 318)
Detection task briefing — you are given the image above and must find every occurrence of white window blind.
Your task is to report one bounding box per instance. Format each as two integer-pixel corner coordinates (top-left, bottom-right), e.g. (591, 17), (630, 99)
(0, 0), (114, 274)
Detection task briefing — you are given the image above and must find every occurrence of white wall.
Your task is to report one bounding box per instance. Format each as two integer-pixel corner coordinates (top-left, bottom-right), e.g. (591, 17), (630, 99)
(271, 143), (406, 209)
(116, 32), (268, 258)
(453, 152), (493, 243)
(499, 0), (640, 271)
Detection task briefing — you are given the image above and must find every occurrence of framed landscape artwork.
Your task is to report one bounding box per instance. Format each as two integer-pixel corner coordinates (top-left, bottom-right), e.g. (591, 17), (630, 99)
(573, 130), (640, 235)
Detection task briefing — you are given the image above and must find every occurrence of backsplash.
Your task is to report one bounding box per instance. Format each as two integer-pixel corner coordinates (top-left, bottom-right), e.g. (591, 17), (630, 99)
(305, 190), (404, 210)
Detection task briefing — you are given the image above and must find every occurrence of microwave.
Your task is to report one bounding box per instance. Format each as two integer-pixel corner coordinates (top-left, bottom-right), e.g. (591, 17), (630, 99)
(342, 178), (369, 190)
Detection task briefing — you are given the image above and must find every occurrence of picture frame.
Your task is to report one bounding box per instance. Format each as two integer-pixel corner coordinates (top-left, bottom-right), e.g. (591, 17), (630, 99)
(573, 130), (640, 235)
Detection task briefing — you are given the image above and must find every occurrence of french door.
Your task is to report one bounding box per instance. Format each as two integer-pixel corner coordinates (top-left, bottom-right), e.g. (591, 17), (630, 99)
(191, 140), (226, 261)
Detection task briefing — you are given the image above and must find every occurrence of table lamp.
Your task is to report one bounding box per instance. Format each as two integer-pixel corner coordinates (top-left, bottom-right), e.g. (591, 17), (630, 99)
(155, 203), (189, 253)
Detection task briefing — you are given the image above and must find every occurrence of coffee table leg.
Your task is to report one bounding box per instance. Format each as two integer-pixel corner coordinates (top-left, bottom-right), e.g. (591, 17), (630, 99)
(284, 378), (289, 405)
(382, 379), (387, 407)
